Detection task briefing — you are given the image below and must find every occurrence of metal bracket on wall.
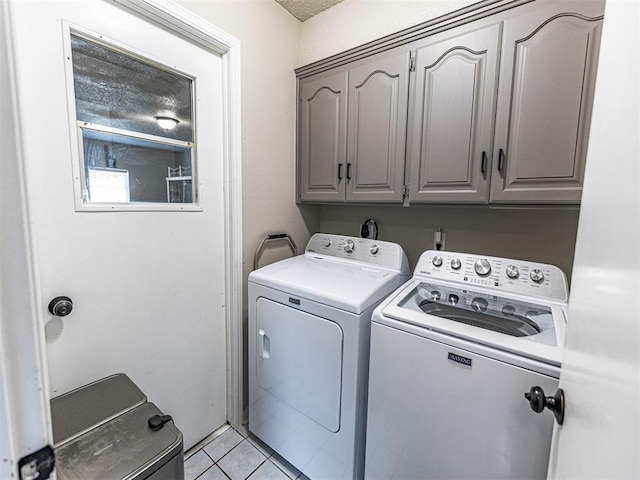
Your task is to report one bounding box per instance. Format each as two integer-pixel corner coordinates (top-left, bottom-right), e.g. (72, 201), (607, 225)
(253, 233), (297, 270)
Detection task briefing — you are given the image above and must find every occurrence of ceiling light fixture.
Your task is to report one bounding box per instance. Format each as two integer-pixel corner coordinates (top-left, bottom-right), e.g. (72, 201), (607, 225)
(154, 116), (179, 130)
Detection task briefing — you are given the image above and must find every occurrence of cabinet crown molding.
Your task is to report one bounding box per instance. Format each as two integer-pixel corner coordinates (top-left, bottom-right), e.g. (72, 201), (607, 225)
(295, 0), (533, 79)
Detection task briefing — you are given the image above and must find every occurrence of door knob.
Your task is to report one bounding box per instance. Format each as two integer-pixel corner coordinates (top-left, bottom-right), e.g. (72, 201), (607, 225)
(524, 385), (565, 425)
(48, 296), (73, 317)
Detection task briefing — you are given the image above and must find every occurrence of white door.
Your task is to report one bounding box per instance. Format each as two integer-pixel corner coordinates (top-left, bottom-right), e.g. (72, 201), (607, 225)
(8, 0), (228, 450)
(547, 0), (640, 477)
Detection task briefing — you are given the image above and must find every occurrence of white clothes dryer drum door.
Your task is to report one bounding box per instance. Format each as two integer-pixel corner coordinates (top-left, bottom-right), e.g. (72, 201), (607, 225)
(255, 298), (343, 433)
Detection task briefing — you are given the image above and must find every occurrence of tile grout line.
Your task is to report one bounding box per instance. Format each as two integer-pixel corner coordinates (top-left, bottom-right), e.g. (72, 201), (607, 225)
(234, 429), (301, 480)
(209, 435), (268, 480)
(185, 423), (233, 460)
(241, 457), (268, 480)
(188, 427), (303, 480)
(195, 463), (231, 480)
(204, 434), (245, 464)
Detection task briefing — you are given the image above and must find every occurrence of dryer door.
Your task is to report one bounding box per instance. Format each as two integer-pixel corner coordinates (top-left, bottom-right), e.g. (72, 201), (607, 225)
(255, 298), (343, 432)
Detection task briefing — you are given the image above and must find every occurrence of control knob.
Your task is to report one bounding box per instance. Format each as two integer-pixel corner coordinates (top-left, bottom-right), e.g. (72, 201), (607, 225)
(474, 259), (492, 277)
(343, 240), (355, 253)
(432, 255), (443, 267)
(370, 245), (379, 255)
(471, 297), (489, 313)
(450, 258), (462, 270)
(448, 294), (459, 305)
(322, 238), (332, 248)
(431, 291), (441, 301)
(530, 269), (545, 283)
(506, 265), (520, 279)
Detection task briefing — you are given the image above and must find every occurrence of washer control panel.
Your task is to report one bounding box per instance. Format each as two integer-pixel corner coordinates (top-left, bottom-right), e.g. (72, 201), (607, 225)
(306, 233), (409, 272)
(415, 250), (568, 302)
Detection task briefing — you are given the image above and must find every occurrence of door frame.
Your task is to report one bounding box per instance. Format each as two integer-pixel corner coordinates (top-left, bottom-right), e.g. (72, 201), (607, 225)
(1, 2), (243, 470)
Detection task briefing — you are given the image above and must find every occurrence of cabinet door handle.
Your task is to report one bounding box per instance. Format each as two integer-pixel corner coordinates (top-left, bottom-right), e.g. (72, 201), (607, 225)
(498, 148), (506, 173)
(346, 163), (352, 181)
(338, 163), (343, 180)
(481, 151), (487, 175)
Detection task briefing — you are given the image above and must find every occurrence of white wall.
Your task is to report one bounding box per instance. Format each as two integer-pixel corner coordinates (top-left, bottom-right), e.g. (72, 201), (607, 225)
(300, 0), (581, 281)
(300, 0), (479, 65)
(321, 205), (579, 282)
(174, 0), (320, 408)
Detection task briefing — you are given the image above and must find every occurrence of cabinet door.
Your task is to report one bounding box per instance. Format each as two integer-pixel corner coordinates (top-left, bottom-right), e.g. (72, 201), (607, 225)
(298, 71), (348, 203)
(490, 2), (604, 204)
(408, 24), (501, 204)
(346, 52), (410, 203)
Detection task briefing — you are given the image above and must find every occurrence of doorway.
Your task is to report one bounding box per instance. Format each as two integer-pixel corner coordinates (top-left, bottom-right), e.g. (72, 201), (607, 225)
(3, 0), (242, 452)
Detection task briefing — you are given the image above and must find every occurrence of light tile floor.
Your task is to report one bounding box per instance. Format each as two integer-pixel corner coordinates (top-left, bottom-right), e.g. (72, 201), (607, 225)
(184, 425), (310, 480)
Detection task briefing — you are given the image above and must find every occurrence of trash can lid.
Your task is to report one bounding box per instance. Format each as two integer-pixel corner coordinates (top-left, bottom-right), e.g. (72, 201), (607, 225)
(51, 373), (147, 447)
(55, 402), (183, 480)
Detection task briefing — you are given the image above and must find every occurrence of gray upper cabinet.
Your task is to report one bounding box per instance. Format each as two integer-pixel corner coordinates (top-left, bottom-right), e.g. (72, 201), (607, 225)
(298, 51), (410, 204)
(298, 71), (348, 203)
(346, 52), (410, 203)
(296, 0), (604, 206)
(489, 1), (604, 204)
(408, 23), (501, 204)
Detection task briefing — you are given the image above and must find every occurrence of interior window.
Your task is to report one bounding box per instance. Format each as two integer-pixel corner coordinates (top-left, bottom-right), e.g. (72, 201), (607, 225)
(70, 33), (197, 207)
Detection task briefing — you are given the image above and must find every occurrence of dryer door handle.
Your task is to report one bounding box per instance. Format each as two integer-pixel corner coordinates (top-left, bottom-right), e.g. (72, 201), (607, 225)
(258, 330), (270, 359)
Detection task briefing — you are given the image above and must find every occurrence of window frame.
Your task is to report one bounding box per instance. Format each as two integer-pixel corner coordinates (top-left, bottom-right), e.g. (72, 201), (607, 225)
(63, 24), (202, 212)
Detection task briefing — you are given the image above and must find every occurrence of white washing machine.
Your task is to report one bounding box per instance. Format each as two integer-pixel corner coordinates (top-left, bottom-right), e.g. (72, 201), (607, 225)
(365, 250), (569, 480)
(248, 233), (409, 480)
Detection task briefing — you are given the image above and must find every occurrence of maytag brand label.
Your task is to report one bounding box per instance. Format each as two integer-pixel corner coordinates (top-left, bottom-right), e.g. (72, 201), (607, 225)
(448, 352), (472, 367)
(289, 297), (300, 305)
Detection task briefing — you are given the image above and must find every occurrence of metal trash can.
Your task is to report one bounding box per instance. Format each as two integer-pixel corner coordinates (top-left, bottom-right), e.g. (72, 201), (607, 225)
(51, 373), (184, 480)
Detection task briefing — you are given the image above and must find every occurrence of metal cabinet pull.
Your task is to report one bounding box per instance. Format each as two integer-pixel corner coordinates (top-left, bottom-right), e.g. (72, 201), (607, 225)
(498, 148), (505, 173)
(346, 163), (352, 181)
(338, 163), (343, 180)
(481, 151), (487, 175)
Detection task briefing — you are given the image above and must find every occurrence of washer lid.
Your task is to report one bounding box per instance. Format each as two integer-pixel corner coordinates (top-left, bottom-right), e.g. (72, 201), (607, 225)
(382, 279), (566, 366)
(249, 254), (409, 314)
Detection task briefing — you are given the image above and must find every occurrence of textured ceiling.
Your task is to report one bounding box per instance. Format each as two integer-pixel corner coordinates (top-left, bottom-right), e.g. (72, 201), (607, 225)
(275, 0), (345, 22)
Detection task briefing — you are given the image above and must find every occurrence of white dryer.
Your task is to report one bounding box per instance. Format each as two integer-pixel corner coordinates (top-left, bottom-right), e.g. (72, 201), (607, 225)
(365, 250), (569, 480)
(248, 233), (409, 480)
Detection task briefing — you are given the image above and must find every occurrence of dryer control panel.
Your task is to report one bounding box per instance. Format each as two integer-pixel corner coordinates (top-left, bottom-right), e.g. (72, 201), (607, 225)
(414, 250), (568, 302)
(306, 234), (409, 273)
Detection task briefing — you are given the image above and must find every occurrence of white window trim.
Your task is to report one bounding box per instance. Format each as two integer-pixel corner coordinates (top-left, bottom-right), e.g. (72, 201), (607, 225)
(62, 25), (204, 212)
